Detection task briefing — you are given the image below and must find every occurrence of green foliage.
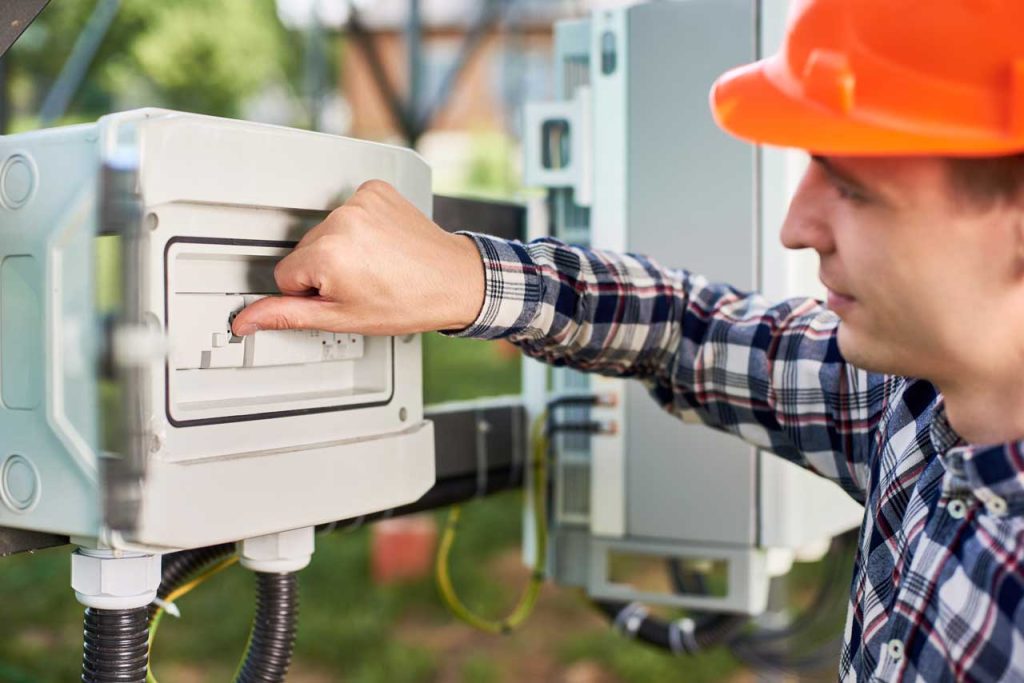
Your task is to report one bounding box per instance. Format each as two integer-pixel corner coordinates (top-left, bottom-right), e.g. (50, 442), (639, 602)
(108, 0), (290, 117)
(9, 0), (307, 123)
(422, 333), (520, 405)
(463, 131), (517, 199)
(0, 547), (87, 681)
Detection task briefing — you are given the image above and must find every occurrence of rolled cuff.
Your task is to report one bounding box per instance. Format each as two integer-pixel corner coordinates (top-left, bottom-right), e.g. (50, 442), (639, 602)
(441, 232), (542, 339)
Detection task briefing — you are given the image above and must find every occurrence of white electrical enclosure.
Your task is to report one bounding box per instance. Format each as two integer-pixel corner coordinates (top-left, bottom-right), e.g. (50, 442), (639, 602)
(523, 1), (863, 615)
(0, 109), (435, 551)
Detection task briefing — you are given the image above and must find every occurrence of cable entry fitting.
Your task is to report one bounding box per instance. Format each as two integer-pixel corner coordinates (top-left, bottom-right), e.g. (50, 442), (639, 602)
(239, 526), (315, 574)
(72, 548), (162, 683)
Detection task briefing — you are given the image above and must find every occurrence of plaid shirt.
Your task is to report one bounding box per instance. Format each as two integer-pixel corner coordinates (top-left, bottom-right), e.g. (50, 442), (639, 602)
(451, 233), (1024, 682)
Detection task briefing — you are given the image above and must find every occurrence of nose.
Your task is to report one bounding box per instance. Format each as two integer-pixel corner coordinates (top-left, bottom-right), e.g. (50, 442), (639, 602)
(780, 165), (836, 254)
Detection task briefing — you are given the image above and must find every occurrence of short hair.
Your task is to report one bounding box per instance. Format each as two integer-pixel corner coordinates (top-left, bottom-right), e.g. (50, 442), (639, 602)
(946, 153), (1024, 208)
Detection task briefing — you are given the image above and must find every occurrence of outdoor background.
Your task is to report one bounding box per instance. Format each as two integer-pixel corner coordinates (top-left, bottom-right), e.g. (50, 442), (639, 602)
(0, 2), (848, 681)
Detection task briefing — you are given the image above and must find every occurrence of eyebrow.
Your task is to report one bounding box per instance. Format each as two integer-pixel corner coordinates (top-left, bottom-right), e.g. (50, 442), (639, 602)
(811, 155), (879, 200)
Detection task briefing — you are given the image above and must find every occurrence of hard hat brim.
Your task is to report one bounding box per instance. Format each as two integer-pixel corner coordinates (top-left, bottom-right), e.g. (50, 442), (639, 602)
(710, 58), (1023, 157)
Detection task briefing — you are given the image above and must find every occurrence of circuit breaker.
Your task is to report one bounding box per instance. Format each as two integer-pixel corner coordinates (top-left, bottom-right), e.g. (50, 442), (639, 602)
(0, 109), (435, 552)
(523, 0), (863, 615)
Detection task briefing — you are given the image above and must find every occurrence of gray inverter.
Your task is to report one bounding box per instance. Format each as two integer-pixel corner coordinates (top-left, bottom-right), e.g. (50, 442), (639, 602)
(522, 0), (863, 615)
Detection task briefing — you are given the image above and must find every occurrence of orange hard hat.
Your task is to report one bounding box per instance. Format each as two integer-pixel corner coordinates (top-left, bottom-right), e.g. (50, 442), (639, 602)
(711, 0), (1024, 156)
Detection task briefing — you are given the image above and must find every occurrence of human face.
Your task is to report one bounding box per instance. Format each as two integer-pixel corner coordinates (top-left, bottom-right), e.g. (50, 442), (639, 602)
(779, 156), (1024, 385)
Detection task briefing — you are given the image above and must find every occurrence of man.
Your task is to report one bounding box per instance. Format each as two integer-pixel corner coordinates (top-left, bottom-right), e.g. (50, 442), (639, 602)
(232, 0), (1024, 680)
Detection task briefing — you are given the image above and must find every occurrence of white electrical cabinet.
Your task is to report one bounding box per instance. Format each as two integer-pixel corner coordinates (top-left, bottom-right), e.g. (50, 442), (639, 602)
(523, 0), (863, 614)
(0, 109), (435, 552)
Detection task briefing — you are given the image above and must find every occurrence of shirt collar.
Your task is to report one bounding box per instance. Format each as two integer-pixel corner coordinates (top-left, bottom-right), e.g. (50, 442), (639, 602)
(933, 399), (1024, 515)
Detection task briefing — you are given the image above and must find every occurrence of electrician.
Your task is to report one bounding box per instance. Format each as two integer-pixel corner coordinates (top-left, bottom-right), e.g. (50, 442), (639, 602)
(234, 1), (1024, 679)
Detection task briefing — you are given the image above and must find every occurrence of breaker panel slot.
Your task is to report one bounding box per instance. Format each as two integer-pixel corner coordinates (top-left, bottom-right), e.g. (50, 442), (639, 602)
(165, 241), (392, 425)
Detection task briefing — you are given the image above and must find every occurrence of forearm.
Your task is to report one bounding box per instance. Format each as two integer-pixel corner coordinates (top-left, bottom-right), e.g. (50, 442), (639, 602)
(450, 233), (696, 380)
(450, 233), (884, 498)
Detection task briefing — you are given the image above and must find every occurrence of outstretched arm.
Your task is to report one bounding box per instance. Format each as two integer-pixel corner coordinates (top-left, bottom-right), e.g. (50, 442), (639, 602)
(232, 181), (885, 499)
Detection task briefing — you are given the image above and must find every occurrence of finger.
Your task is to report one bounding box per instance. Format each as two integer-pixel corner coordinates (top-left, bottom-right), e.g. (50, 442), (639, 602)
(231, 295), (351, 335)
(273, 249), (319, 296)
(356, 178), (391, 195)
(295, 200), (362, 251)
(295, 218), (332, 250)
(352, 180), (402, 211)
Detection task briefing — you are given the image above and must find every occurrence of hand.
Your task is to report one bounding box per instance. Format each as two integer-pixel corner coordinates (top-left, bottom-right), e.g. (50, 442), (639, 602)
(231, 180), (485, 336)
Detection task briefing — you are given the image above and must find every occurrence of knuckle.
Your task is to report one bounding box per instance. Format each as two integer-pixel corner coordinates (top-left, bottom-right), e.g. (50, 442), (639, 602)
(327, 205), (351, 224)
(357, 179), (390, 195)
(317, 232), (347, 250)
(273, 258), (290, 280)
(267, 313), (297, 330)
(330, 203), (364, 227)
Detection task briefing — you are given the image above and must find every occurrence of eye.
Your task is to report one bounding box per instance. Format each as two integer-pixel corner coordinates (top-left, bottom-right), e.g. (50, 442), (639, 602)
(834, 182), (869, 204)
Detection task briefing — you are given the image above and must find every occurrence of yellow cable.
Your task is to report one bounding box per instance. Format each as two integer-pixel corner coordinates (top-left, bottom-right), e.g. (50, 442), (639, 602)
(435, 412), (549, 634)
(146, 555), (239, 683)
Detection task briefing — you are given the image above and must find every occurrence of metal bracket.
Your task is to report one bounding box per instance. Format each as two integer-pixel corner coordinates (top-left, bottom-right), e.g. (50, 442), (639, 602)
(523, 86), (593, 205)
(0, 525), (66, 557)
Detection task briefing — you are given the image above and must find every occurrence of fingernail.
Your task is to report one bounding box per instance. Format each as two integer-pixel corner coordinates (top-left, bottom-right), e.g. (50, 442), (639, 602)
(234, 323), (258, 336)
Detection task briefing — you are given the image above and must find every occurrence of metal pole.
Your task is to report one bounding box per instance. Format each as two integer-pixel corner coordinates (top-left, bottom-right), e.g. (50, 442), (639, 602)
(347, 6), (418, 143)
(303, 1), (326, 131)
(416, 0), (504, 135)
(39, 0), (120, 126)
(406, 0), (423, 144)
(0, 57), (9, 134)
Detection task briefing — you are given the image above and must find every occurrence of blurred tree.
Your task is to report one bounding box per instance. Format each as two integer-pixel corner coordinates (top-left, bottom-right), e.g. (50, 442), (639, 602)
(7, 0), (317, 126)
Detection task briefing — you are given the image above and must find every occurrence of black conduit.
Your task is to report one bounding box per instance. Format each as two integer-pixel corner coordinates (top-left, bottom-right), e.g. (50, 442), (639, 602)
(149, 543), (237, 623)
(593, 600), (748, 654)
(592, 532), (857, 672)
(236, 572), (299, 683)
(81, 606), (149, 683)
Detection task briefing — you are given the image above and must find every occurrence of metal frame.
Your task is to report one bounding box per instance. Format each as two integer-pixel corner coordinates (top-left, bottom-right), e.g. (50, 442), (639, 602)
(347, 0), (508, 145)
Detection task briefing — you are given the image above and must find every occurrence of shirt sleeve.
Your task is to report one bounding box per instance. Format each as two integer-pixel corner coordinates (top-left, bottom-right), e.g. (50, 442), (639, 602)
(446, 232), (886, 500)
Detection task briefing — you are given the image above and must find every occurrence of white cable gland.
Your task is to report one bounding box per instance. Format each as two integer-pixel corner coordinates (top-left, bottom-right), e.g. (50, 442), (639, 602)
(71, 549), (162, 610)
(240, 526), (315, 573)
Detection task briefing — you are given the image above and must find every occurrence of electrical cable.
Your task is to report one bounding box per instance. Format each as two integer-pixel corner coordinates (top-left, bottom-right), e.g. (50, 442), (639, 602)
(147, 553), (302, 683)
(137, 410), (532, 677)
(82, 606), (150, 683)
(726, 532), (857, 675)
(593, 600), (748, 655)
(432, 393), (616, 633)
(588, 531), (857, 673)
(434, 411), (549, 634)
(736, 535), (851, 646)
(148, 543), (236, 624)
(146, 555), (239, 683)
(234, 572), (299, 683)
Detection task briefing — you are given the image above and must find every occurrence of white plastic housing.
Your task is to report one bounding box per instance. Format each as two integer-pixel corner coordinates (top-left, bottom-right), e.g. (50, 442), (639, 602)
(0, 109), (436, 552)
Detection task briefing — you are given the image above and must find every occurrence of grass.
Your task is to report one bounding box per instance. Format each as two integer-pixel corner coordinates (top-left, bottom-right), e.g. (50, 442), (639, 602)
(560, 630), (740, 683)
(422, 334), (521, 405)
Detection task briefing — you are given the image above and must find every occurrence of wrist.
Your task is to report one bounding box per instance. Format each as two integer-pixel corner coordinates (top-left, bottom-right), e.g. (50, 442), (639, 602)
(452, 234), (486, 329)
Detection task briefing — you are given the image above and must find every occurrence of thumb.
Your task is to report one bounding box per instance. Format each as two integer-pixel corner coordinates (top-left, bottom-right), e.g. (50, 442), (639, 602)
(231, 295), (349, 335)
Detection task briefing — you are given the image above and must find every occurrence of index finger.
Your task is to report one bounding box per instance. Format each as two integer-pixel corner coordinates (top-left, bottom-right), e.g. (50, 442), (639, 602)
(273, 247), (319, 296)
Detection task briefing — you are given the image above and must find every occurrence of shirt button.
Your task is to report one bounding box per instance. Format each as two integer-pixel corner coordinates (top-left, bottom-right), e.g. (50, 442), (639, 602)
(887, 639), (905, 662)
(986, 495), (1008, 517)
(947, 498), (967, 519)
